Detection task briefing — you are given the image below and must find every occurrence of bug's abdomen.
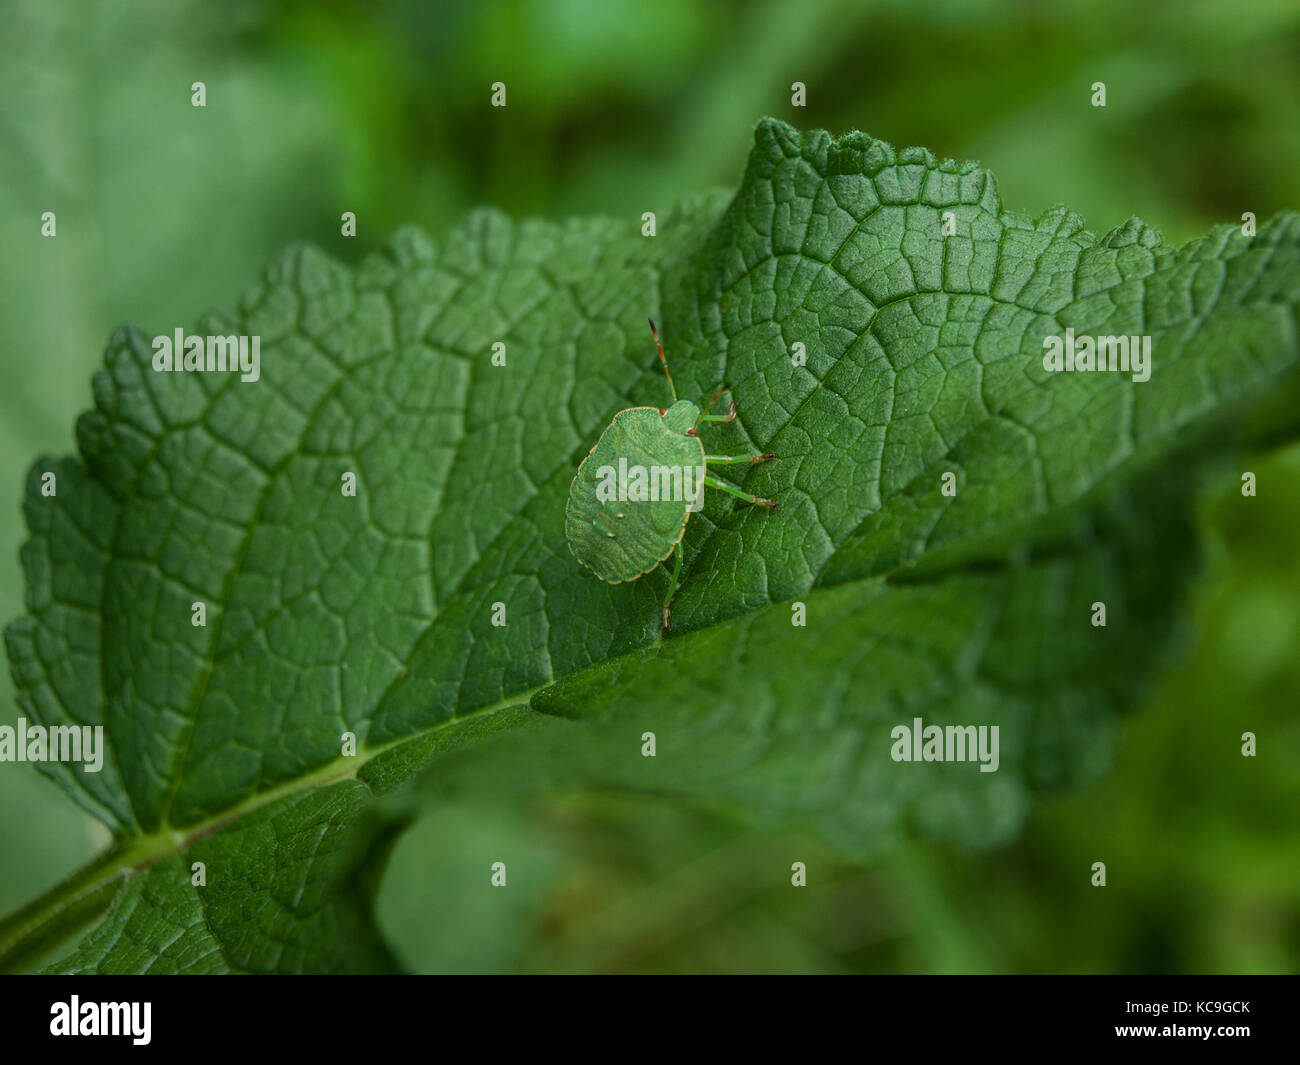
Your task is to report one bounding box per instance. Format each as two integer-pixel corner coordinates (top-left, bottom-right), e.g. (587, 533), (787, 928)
(565, 408), (704, 583)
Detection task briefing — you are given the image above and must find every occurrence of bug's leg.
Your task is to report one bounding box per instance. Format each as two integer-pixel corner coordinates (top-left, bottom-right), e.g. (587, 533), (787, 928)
(662, 541), (684, 632)
(704, 452), (775, 465)
(695, 383), (737, 427)
(648, 318), (678, 403)
(697, 400), (737, 425)
(704, 472), (777, 509)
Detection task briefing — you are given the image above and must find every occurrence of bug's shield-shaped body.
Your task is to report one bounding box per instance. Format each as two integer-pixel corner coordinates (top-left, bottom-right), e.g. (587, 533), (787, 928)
(566, 404), (705, 583)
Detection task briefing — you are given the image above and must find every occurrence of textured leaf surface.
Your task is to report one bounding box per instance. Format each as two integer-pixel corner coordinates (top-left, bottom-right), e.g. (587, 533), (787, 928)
(5, 119), (1300, 972)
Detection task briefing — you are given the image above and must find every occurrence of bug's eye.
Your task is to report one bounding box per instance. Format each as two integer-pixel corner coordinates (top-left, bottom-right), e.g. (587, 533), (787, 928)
(659, 409), (667, 415)
(686, 427), (697, 436)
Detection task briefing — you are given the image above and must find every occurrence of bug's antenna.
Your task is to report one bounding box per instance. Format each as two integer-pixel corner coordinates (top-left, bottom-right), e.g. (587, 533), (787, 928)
(699, 382), (728, 416)
(648, 318), (677, 402)
(696, 381), (737, 427)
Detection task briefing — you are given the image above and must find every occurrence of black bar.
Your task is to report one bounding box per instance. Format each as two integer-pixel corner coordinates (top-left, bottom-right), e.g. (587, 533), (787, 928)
(0, 975), (1291, 1053)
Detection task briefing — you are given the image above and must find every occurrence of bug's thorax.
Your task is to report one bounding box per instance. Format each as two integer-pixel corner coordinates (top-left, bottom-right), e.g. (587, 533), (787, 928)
(661, 400), (701, 434)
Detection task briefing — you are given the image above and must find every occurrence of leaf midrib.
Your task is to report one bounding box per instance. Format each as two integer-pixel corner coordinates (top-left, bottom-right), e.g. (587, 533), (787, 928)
(0, 680), (550, 972)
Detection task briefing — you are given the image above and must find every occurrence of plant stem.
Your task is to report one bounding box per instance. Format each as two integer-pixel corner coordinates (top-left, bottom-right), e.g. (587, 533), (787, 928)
(0, 844), (133, 972)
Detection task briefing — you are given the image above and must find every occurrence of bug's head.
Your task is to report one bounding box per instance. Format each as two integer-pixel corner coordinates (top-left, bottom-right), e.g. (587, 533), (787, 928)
(662, 400), (700, 435)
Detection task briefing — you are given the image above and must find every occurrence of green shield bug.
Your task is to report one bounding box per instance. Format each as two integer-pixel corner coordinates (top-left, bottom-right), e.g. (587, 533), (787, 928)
(566, 319), (777, 631)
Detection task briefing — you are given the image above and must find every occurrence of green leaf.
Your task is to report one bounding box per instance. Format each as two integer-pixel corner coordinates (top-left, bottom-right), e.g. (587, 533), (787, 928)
(0, 0), (360, 912)
(5, 119), (1299, 972)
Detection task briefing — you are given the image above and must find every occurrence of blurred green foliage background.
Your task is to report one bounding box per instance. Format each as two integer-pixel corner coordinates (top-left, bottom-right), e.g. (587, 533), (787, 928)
(2, 0), (1297, 972)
